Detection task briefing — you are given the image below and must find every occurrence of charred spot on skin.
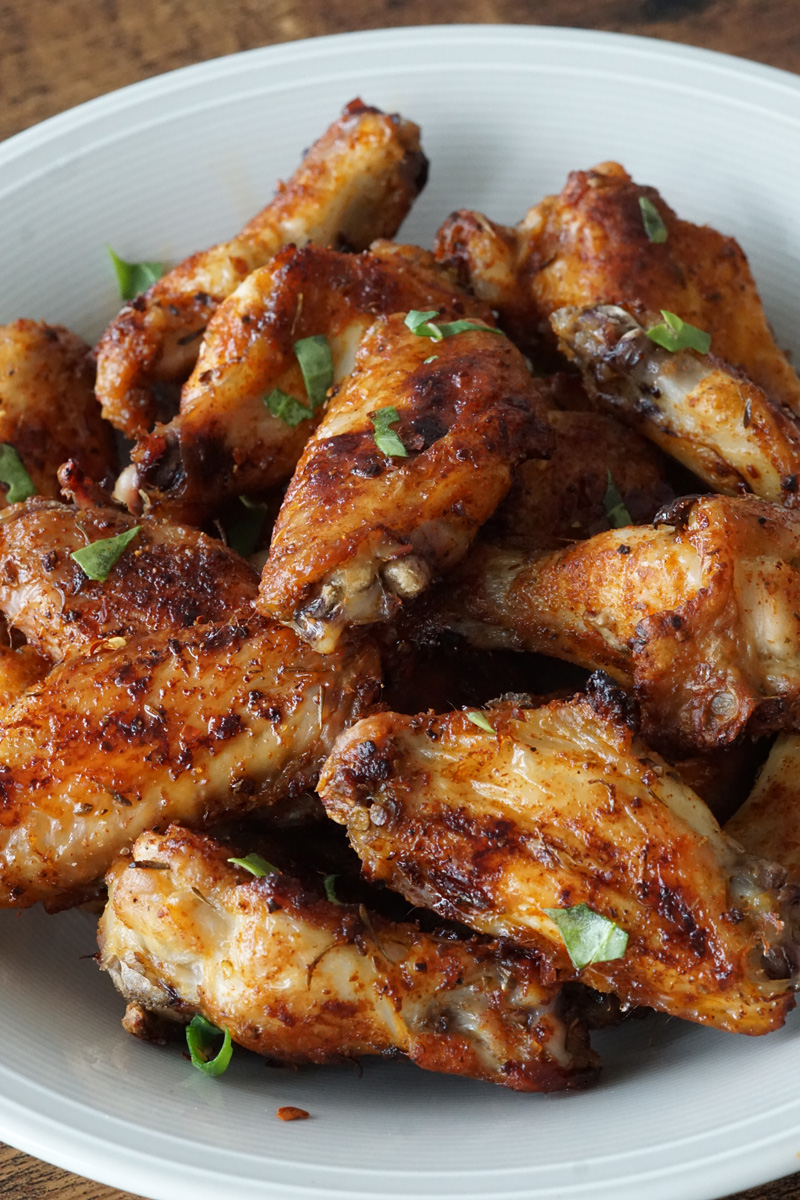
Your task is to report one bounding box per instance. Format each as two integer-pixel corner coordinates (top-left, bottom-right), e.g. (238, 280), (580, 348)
(653, 495), (701, 529)
(585, 672), (639, 730)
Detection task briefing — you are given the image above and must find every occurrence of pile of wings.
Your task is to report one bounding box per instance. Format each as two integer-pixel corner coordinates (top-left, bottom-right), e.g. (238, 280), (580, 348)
(4, 98), (800, 1092)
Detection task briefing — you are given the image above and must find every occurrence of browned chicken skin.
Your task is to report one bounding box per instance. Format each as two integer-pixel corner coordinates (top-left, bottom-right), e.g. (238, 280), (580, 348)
(432, 494), (800, 753)
(0, 320), (116, 500)
(0, 496), (258, 661)
(436, 163), (800, 414)
(0, 618), (379, 909)
(96, 100), (428, 438)
(319, 686), (800, 1034)
(726, 735), (800, 879)
(122, 241), (487, 524)
(259, 313), (553, 652)
(99, 825), (599, 1091)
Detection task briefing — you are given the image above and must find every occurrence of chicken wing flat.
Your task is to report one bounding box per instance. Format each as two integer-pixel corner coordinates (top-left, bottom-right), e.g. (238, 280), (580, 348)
(435, 163), (800, 414)
(0, 495), (257, 661)
(0, 618), (379, 909)
(726, 735), (800, 882)
(99, 825), (598, 1091)
(96, 100), (428, 438)
(552, 305), (800, 504)
(319, 687), (800, 1034)
(433, 494), (800, 753)
(258, 313), (553, 652)
(0, 320), (116, 500)
(122, 242), (487, 524)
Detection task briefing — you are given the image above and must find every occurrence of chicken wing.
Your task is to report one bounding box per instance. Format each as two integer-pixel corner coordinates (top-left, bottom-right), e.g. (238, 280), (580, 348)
(99, 825), (598, 1091)
(319, 685), (800, 1034)
(0, 493), (258, 661)
(258, 313), (553, 652)
(431, 494), (800, 753)
(552, 305), (800, 504)
(0, 618), (379, 909)
(121, 241), (488, 524)
(96, 100), (428, 438)
(0, 320), (116, 500)
(726, 735), (800, 882)
(436, 163), (800, 414)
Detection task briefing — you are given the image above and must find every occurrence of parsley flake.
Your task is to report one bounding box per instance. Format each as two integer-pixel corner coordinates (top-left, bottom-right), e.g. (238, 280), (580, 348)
(107, 246), (164, 300)
(70, 526), (141, 582)
(543, 903), (629, 970)
(264, 388), (312, 427)
(0, 444), (35, 504)
(638, 197), (668, 244)
(646, 311), (711, 355)
(227, 853), (279, 878)
(603, 470), (632, 529)
(323, 874), (343, 905)
(370, 406), (408, 458)
(404, 309), (505, 342)
(185, 1015), (233, 1077)
(294, 334), (333, 410)
(466, 710), (494, 733)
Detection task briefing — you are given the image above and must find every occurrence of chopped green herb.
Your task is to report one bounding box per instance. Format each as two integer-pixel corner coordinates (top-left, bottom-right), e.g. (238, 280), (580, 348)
(638, 197), (668, 244)
(264, 388), (312, 427)
(646, 310), (711, 355)
(603, 470), (632, 529)
(107, 246), (164, 301)
(404, 309), (505, 342)
(225, 495), (268, 558)
(70, 525), (141, 582)
(323, 874), (343, 905)
(543, 903), (628, 971)
(294, 334), (333, 410)
(370, 406), (408, 458)
(0, 444), (35, 504)
(227, 853), (279, 878)
(466, 710), (494, 733)
(185, 1015), (233, 1077)
(423, 356), (439, 364)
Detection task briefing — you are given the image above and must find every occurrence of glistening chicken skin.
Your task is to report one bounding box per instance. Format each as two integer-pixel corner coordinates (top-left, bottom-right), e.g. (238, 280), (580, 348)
(258, 313), (553, 652)
(429, 494), (800, 754)
(0, 619), (379, 909)
(123, 241), (488, 524)
(319, 686), (800, 1035)
(95, 99), (428, 438)
(99, 825), (599, 1091)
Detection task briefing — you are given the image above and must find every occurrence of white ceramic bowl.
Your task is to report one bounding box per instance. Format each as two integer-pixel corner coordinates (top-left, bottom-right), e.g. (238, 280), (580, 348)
(1, 26), (800, 1200)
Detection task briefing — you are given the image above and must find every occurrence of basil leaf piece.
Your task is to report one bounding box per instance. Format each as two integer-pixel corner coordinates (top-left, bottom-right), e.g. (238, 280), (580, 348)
(603, 469), (632, 529)
(323, 874), (343, 905)
(370, 406), (408, 458)
(404, 309), (444, 340)
(264, 388), (312, 427)
(107, 246), (164, 301)
(423, 356), (439, 364)
(646, 310), (711, 355)
(543, 903), (629, 970)
(466, 710), (494, 733)
(225, 495), (267, 558)
(228, 853), (279, 878)
(435, 319), (505, 339)
(638, 196), (668, 244)
(0, 444), (36, 504)
(185, 1015), (233, 1077)
(70, 525), (141, 582)
(294, 334), (334, 410)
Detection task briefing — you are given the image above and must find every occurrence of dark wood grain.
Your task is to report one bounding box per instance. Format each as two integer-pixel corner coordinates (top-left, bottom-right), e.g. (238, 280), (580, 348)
(2, 1), (800, 1197)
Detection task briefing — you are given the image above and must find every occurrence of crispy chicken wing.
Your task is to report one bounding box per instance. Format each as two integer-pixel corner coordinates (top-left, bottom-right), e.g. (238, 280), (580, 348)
(0, 494), (258, 661)
(96, 100), (428, 438)
(319, 686), (800, 1034)
(99, 825), (598, 1091)
(552, 305), (800, 504)
(121, 242), (487, 524)
(0, 618), (379, 909)
(726, 735), (800, 881)
(258, 313), (553, 652)
(436, 163), (800, 413)
(432, 494), (800, 753)
(0, 320), (116, 500)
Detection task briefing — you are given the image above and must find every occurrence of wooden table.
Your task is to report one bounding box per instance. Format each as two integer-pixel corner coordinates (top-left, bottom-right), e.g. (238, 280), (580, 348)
(2, 0), (800, 1197)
